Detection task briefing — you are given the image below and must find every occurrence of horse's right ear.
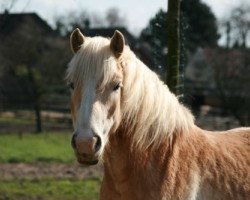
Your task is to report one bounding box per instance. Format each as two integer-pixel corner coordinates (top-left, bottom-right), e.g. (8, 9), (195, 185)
(70, 28), (85, 54)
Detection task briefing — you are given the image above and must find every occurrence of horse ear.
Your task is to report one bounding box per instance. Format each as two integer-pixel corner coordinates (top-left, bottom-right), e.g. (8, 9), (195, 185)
(110, 30), (125, 58)
(70, 28), (85, 54)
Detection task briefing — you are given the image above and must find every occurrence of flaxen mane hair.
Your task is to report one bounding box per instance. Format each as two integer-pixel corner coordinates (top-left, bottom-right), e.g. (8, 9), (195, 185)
(66, 36), (195, 150)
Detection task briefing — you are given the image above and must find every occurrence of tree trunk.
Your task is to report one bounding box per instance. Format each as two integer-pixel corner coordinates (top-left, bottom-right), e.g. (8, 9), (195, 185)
(166, 0), (181, 95)
(226, 22), (231, 49)
(27, 66), (43, 133)
(34, 100), (42, 133)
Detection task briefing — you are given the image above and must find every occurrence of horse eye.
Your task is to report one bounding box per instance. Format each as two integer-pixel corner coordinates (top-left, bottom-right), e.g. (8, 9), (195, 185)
(68, 82), (74, 90)
(113, 83), (121, 91)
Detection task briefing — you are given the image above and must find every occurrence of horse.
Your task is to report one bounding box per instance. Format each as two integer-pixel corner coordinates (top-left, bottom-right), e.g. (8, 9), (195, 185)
(66, 28), (250, 200)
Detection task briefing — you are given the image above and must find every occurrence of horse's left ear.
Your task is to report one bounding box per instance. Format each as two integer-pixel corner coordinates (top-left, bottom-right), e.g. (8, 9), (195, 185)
(110, 30), (125, 58)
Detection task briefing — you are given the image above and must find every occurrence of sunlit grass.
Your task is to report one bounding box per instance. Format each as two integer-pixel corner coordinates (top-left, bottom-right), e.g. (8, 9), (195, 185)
(0, 133), (75, 163)
(0, 178), (100, 200)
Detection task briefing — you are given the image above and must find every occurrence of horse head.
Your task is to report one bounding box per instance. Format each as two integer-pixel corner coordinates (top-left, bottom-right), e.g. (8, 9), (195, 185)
(67, 28), (125, 165)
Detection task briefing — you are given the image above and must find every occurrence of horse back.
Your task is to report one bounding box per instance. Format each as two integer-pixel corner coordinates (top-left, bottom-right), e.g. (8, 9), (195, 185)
(195, 127), (250, 200)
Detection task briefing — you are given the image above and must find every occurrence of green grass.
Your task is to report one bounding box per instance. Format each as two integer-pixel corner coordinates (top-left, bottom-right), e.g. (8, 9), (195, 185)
(0, 133), (75, 163)
(0, 133), (101, 199)
(0, 178), (100, 200)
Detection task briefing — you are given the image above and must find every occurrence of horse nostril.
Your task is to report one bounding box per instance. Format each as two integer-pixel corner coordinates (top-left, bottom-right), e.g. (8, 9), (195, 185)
(94, 135), (101, 153)
(71, 133), (77, 149)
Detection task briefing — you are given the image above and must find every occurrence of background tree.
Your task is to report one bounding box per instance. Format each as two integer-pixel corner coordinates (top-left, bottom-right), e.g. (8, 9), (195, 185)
(166, 0), (180, 94)
(105, 7), (126, 27)
(181, 0), (219, 51)
(55, 7), (127, 36)
(140, 0), (219, 72)
(223, 5), (250, 48)
(139, 9), (167, 72)
(55, 11), (92, 36)
(0, 19), (70, 133)
(206, 49), (250, 126)
(209, 3), (250, 125)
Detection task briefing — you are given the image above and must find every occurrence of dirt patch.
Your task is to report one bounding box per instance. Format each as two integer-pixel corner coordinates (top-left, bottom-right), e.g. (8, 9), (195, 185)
(0, 163), (103, 180)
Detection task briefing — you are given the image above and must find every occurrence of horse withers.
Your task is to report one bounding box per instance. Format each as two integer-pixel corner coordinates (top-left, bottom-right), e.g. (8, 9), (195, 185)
(66, 28), (250, 200)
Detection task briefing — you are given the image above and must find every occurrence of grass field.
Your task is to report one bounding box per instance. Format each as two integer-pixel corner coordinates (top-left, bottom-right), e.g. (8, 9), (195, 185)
(0, 132), (74, 163)
(0, 178), (100, 200)
(0, 132), (101, 199)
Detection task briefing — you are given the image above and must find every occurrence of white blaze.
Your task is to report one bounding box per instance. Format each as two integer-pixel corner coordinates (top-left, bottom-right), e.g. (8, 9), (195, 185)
(76, 79), (96, 138)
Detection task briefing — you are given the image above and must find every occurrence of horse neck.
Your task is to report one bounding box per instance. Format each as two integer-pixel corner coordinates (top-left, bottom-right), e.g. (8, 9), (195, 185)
(103, 127), (171, 193)
(102, 125), (196, 197)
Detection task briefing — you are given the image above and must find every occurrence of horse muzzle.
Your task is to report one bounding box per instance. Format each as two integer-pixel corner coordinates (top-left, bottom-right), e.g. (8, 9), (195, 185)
(71, 132), (101, 165)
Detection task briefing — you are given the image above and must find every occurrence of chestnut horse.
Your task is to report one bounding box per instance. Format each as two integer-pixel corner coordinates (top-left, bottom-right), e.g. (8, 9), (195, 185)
(67, 28), (250, 200)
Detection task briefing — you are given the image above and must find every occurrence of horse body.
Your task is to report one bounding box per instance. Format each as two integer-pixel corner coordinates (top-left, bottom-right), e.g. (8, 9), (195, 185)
(100, 127), (250, 200)
(67, 28), (250, 200)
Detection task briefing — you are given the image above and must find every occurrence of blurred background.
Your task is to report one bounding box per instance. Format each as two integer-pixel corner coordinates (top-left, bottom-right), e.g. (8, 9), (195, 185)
(0, 0), (249, 199)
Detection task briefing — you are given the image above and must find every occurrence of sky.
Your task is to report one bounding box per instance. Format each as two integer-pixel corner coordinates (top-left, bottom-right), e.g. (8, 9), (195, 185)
(1, 0), (248, 40)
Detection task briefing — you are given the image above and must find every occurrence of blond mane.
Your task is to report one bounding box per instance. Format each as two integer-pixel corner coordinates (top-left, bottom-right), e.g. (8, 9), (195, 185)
(120, 47), (194, 149)
(66, 36), (195, 150)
